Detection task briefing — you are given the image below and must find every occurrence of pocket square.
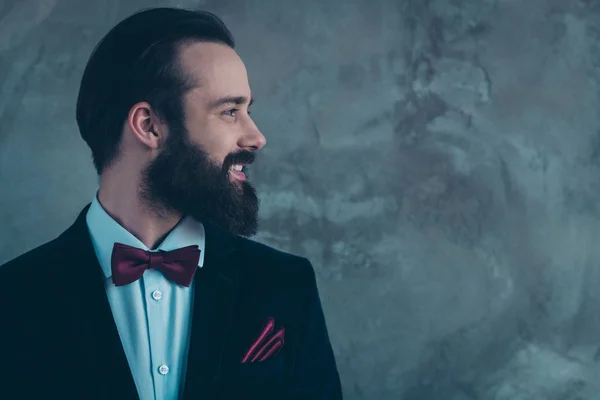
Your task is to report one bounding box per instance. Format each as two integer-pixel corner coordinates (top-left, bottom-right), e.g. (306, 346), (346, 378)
(241, 317), (285, 363)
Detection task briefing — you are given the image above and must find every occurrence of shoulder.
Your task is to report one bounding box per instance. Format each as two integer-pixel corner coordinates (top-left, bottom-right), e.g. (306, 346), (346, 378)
(0, 233), (67, 287)
(232, 235), (317, 288)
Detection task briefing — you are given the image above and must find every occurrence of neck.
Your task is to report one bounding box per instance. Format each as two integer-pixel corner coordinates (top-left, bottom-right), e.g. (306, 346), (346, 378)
(97, 168), (182, 249)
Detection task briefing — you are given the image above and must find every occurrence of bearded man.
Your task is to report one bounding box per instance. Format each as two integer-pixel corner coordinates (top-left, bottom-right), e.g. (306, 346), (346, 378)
(0, 7), (342, 400)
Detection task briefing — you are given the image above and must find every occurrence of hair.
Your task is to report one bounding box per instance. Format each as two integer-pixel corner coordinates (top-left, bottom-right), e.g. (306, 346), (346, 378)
(76, 8), (235, 175)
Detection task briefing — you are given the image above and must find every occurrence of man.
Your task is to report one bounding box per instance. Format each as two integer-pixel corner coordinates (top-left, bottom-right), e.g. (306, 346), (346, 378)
(0, 7), (342, 400)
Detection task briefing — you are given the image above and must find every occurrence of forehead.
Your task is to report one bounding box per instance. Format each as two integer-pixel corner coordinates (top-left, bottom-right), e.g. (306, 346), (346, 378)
(179, 41), (251, 103)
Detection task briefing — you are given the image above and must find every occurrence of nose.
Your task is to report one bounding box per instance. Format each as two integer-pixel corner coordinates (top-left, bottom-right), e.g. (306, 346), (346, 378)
(240, 122), (267, 151)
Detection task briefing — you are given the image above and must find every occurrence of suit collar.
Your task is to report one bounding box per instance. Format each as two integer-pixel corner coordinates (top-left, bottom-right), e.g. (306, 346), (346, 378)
(202, 221), (239, 277)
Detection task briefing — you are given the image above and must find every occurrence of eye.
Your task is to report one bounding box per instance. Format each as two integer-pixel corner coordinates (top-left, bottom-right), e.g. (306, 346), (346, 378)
(223, 108), (239, 118)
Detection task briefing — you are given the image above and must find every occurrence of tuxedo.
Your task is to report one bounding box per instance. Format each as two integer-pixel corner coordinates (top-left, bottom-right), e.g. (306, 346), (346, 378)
(0, 204), (343, 399)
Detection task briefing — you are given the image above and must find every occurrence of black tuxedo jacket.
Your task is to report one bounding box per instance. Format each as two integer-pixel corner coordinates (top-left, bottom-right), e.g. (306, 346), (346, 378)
(0, 205), (342, 399)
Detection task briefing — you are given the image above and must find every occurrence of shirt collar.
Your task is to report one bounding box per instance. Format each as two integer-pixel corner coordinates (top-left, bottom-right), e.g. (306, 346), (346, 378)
(85, 192), (206, 280)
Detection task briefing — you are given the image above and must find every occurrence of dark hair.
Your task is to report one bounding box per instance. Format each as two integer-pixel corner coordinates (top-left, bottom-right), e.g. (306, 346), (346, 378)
(76, 8), (235, 174)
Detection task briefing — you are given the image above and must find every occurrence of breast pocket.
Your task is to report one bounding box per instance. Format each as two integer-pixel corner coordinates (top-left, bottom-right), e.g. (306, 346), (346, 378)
(237, 356), (285, 381)
(221, 356), (287, 399)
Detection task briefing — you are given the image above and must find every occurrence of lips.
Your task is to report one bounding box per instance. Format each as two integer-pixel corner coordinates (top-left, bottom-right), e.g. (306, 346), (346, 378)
(229, 164), (247, 181)
(225, 151), (255, 182)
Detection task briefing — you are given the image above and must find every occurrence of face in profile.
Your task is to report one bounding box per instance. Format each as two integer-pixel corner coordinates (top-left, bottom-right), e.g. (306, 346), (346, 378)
(140, 41), (267, 237)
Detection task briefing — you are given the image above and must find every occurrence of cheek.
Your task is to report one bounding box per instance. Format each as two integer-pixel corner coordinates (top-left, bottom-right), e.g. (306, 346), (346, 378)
(205, 140), (232, 166)
(186, 134), (229, 168)
(193, 121), (238, 162)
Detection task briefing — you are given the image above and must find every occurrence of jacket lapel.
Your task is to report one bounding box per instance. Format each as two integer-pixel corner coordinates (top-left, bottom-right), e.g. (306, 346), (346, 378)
(61, 205), (139, 399)
(182, 221), (241, 399)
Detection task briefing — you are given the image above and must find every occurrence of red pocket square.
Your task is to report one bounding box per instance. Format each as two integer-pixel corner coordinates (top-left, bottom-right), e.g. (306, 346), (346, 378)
(241, 317), (285, 363)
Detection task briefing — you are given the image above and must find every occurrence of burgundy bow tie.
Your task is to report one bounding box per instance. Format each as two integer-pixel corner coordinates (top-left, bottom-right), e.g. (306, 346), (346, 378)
(110, 242), (201, 287)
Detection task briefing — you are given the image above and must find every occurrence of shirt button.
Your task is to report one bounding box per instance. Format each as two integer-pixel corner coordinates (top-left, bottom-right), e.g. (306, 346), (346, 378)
(152, 290), (163, 301)
(158, 364), (169, 375)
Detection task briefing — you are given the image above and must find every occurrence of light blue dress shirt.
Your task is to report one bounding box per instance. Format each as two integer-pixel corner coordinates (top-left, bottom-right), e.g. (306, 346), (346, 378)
(86, 194), (206, 400)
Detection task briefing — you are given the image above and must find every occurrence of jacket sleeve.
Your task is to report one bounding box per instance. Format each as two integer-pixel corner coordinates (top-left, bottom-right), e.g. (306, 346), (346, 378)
(288, 258), (343, 399)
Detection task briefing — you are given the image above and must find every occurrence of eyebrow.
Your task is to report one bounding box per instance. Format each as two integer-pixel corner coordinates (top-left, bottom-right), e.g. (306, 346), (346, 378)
(209, 96), (254, 109)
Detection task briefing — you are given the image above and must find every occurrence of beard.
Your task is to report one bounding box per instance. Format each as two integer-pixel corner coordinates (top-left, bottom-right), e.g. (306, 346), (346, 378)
(138, 124), (260, 237)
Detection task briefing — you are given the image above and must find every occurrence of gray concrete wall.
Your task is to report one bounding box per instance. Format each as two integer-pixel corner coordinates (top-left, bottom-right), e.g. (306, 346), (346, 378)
(2, 0), (600, 398)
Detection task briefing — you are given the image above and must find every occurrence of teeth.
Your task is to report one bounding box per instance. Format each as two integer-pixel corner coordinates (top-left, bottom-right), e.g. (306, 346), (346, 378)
(232, 164), (243, 172)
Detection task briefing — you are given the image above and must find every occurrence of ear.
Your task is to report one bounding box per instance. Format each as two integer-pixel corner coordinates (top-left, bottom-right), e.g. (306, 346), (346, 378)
(126, 102), (166, 150)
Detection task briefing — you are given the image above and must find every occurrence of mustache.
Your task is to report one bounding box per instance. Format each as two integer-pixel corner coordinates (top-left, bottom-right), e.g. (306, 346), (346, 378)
(223, 150), (256, 169)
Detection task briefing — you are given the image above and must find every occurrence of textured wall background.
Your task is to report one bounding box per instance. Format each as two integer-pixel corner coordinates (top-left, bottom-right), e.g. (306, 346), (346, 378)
(2, 0), (600, 398)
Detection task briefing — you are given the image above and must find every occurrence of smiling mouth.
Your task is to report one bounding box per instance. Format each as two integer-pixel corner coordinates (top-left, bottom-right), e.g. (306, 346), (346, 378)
(229, 163), (247, 181)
